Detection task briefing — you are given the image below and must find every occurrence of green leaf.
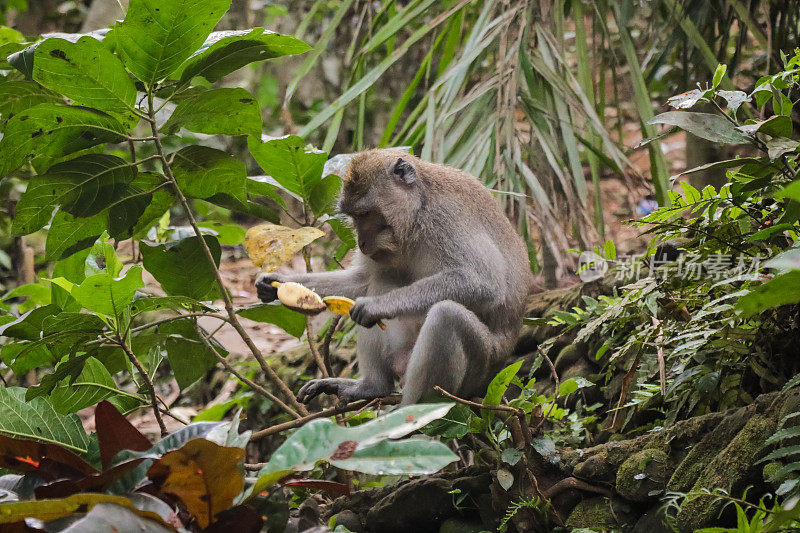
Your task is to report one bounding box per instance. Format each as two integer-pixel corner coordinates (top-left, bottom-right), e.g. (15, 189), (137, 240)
(127, 172), (175, 237)
(130, 296), (213, 315)
(196, 221), (246, 246)
(177, 28), (310, 84)
(71, 266), (145, 317)
(776, 180), (800, 203)
(737, 115), (793, 138)
(160, 88), (261, 136)
(236, 303), (306, 339)
(558, 377), (594, 396)
(247, 135), (326, 200)
(420, 403), (473, 439)
(86, 233), (123, 277)
(33, 37), (137, 124)
(6, 28), (111, 78)
(712, 64), (727, 89)
(736, 271), (800, 317)
(331, 438), (457, 475)
(49, 357), (123, 414)
(647, 111), (750, 145)
(13, 154), (138, 235)
(0, 104), (127, 177)
(0, 387), (90, 453)
(716, 90), (751, 111)
(309, 174), (341, 217)
(484, 361), (523, 406)
(250, 403), (456, 497)
(114, 0), (231, 85)
(140, 235), (221, 300)
(0, 81), (62, 126)
(171, 145), (247, 204)
(160, 320), (219, 389)
(45, 209), (107, 261)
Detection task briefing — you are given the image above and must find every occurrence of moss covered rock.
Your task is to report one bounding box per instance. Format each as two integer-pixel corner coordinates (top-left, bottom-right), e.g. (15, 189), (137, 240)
(675, 414), (776, 532)
(565, 497), (633, 530)
(616, 449), (669, 501)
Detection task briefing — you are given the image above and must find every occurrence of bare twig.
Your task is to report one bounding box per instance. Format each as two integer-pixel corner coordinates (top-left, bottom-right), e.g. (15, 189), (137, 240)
(116, 336), (167, 437)
(534, 348), (560, 432)
(433, 386), (523, 415)
(320, 315), (342, 378)
(249, 396), (401, 441)
(196, 327), (300, 419)
(146, 92), (308, 417)
(305, 316), (329, 379)
(542, 477), (614, 499)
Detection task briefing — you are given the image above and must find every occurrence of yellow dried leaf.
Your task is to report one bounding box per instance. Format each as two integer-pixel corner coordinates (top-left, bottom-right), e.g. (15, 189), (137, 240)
(244, 223), (325, 271)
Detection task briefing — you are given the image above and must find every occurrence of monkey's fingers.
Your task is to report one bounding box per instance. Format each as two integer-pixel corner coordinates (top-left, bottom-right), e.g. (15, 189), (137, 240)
(297, 379), (337, 403)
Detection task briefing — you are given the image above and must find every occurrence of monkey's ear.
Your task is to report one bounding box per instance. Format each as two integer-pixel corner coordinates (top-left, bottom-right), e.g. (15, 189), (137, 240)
(392, 158), (416, 185)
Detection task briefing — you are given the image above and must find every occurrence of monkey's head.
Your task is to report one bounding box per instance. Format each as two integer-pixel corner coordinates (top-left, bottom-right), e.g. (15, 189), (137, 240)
(340, 150), (423, 261)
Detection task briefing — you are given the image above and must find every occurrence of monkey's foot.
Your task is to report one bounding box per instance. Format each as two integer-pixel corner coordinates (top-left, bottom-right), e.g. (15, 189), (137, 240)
(297, 378), (387, 404)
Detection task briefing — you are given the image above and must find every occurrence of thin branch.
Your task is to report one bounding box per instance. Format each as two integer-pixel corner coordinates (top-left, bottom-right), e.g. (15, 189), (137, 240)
(249, 396), (402, 441)
(129, 312), (229, 334)
(145, 91), (308, 418)
(320, 315), (342, 378)
(116, 336), (167, 437)
(433, 386), (523, 415)
(306, 317), (329, 378)
(196, 326), (300, 419)
(534, 347), (560, 432)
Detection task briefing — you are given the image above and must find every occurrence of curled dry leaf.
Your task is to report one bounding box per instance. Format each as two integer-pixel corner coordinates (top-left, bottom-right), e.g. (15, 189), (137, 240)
(244, 223), (325, 272)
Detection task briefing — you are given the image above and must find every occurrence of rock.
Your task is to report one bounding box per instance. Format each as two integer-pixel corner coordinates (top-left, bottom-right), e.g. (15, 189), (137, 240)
(631, 507), (672, 533)
(298, 498), (324, 532)
(565, 497), (634, 530)
(438, 517), (485, 533)
(675, 414), (777, 532)
(331, 510), (363, 532)
(615, 449), (669, 501)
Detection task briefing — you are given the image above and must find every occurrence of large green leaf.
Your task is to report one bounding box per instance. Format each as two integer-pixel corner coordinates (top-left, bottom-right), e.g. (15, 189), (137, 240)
(161, 87), (261, 136)
(737, 271), (800, 317)
(0, 81), (62, 125)
(171, 145), (247, 204)
(236, 303), (306, 339)
(159, 320), (219, 389)
(45, 210), (107, 261)
(140, 235), (221, 300)
(0, 387), (90, 453)
(247, 134), (326, 199)
(71, 266), (145, 317)
(13, 154), (138, 235)
(0, 104), (127, 177)
(309, 174), (341, 217)
(331, 438), (458, 475)
(647, 111), (750, 145)
(114, 0), (231, 85)
(177, 28), (310, 84)
(249, 403), (456, 497)
(5, 28), (110, 78)
(33, 37), (137, 123)
(49, 356), (124, 414)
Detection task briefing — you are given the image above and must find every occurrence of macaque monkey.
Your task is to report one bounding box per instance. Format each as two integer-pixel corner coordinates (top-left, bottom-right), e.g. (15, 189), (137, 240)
(256, 150), (532, 405)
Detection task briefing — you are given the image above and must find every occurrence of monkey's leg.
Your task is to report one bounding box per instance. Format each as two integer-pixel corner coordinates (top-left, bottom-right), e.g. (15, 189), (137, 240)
(297, 328), (395, 404)
(401, 300), (497, 406)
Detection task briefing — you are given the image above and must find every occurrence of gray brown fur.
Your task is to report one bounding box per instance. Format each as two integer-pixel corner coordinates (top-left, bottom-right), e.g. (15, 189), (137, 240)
(256, 150), (532, 405)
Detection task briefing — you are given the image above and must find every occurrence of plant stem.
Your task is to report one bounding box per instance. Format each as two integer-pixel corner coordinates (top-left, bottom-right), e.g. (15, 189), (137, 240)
(196, 326), (300, 418)
(305, 316), (329, 379)
(145, 91), (309, 417)
(117, 335), (167, 436)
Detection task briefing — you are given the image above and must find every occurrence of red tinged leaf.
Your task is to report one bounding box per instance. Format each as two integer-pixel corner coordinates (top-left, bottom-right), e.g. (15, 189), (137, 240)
(0, 434), (96, 480)
(95, 400), (151, 469)
(34, 459), (145, 499)
(280, 478), (351, 496)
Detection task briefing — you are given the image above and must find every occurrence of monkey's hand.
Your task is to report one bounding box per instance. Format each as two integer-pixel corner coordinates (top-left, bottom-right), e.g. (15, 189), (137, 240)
(350, 297), (391, 328)
(255, 272), (283, 302)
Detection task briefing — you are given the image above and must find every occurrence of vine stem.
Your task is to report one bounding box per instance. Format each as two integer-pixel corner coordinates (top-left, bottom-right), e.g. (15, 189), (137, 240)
(145, 92), (309, 417)
(116, 334), (167, 436)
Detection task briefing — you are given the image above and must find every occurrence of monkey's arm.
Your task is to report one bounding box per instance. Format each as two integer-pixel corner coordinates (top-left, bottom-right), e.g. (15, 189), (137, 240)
(350, 269), (494, 326)
(256, 267), (369, 301)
